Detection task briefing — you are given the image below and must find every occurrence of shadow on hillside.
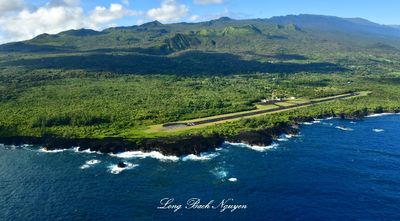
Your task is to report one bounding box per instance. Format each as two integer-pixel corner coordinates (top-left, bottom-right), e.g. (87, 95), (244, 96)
(4, 51), (346, 75)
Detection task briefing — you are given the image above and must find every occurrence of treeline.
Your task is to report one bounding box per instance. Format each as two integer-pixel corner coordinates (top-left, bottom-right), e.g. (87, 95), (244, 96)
(1, 68), (400, 138)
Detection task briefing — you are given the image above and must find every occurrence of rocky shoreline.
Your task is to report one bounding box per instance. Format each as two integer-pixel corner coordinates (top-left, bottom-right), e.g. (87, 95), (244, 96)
(0, 122), (299, 156)
(0, 135), (224, 156)
(0, 113), (391, 156)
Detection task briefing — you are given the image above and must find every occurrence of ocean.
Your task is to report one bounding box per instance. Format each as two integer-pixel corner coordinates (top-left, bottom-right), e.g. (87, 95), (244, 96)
(1, 114), (400, 221)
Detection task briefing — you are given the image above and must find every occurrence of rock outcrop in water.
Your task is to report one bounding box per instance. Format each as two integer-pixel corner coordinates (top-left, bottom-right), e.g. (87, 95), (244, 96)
(230, 123), (299, 146)
(117, 162), (127, 168)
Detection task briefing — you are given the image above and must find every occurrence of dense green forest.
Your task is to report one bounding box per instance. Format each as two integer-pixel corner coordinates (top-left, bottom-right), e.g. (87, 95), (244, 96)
(1, 15), (400, 139)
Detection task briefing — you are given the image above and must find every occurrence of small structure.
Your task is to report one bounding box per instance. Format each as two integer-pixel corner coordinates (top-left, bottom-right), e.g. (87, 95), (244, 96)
(259, 97), (285, 105)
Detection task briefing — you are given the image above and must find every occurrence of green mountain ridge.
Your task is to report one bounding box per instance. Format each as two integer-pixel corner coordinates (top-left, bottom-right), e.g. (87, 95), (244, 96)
(1, 14), (400, 76)
(1, 14), (400, 140)
(2, 14), (399, 56)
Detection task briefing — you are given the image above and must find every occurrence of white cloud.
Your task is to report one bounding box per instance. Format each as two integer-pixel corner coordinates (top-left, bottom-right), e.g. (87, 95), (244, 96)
(0, 6), (86, 42)
(0, 0), (25, 13)
(90, 3), (141, 24)
(194, 0), (224, 5)
(189, 15), (200, 21)
(0, 1), (142, 43)
(136, 19), (145, 25)
(147, 0), (188, 22)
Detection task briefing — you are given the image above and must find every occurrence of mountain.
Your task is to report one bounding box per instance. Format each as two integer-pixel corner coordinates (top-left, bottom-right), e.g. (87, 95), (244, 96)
(1, 14), (399, 55)
(0, 14), (399, 75)
(267, 14), (400, 37)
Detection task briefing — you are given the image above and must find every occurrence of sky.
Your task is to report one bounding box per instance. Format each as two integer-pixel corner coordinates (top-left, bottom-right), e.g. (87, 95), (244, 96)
(0, 0), (399, 43)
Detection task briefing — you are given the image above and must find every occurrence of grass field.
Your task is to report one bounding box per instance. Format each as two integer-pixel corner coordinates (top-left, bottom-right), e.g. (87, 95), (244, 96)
(144, 92), (367, 135)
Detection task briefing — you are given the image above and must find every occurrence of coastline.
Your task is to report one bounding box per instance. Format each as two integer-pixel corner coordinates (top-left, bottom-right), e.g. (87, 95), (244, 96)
(0, 112), (397, 156)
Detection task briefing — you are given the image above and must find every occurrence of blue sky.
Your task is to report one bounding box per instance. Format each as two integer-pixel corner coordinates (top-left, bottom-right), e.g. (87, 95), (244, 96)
(70, 0), (400, 25)
(0, 0), (399, 43)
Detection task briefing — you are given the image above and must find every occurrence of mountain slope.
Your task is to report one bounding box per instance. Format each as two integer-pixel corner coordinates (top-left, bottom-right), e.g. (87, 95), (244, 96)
(0, 14), (399, 76)
(1, 14), (399, 55)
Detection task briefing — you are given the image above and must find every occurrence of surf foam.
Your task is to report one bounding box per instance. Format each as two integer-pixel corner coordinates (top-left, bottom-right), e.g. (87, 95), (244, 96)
(228, 178), (238, 182)
(212, 167), (228, 179)
(39, 148), (69, 153)
(372, 129), (385, 133)
(335, 126), (354, 131)
(80, 159), (101, 169)
(225, 141), (279, 152)
(181, 152), (220, 161)
(110, 151), (179, 162)
(108, 162), (138, 175)
(366, 113), (395, 118)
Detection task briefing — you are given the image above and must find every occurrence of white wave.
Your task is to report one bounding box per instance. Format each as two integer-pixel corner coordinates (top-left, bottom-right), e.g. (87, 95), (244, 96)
(335, 126), (354, 131)
(212, 167), (228, 179)
(39, 146), (101, 154)
(228, 178), (238, 182)
(71, 147), (100, 154)
(285, 134), (301, 138)
(108, 162), (138, 175)
(110, 151), (179, 162)
(226, 141), (279, 152)
(312, 120), (321, 124)
(6, 144), (17, 149)
(277, 134), (289, 142)
(181, 152), (220, 161)
(82, 149), (99, 154)
(349, 121), (356, 124)
(372, 129), (385, 133)
(39, 148), (69, 153)
(21, 144), (33, 148)
(277, 137), (289, 142)
(80, 159), (101, 169)
(301, 122), (313, 125)
(277, 133), (301, 141)
(366, 113), (395, 118)
(326, 117), (335, 120)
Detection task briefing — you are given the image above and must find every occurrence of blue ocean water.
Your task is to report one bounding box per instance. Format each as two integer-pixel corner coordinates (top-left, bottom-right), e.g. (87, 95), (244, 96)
(1, 114), (400, 221)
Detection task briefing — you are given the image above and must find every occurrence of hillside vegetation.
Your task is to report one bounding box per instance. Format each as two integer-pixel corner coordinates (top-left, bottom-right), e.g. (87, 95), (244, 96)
(1, 15), (400, 139)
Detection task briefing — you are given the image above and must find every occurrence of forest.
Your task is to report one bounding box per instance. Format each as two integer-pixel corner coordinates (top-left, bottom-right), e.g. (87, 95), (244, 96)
(1, 15), (400, 140)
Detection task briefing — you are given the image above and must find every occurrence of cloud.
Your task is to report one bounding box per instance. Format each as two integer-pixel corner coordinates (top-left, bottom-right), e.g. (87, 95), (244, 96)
(90, 3), (141, 23)
(0, 0), (25, 13)
(0, 1), (142, 43)
(147, 0), (188, 22)
(194, 0), (224, 5)
(189, 15), (200, 21)
(48, 0), (80, 7)
(0, 5), (86, 42)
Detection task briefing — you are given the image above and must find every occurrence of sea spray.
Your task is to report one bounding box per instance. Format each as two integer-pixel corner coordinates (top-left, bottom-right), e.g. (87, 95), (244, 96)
(109, 151), (179, 162)
(181, 152), (220, 161)
(366, 113), (395, 118)
(335, 126), (354, 131)
(225, 141), (279, 152)
(108, 163), (138, 174)
(80, 159), (101, 169)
